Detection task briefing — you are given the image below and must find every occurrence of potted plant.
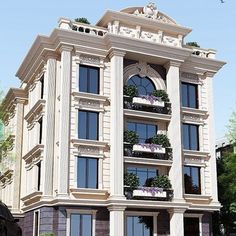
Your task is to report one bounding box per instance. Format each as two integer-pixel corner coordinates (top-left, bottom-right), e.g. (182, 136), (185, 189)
(152, 90), (169, 103)
(151, 134), (171, 148)
(124, 172), (139, 198)
(123, 85), (138, 98)
(124, 130), (139, 145)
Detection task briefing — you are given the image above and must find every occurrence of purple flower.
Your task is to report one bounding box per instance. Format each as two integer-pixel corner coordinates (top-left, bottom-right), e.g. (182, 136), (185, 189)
(140, 143), (162, 152)
(138, 187), (164, 196)
(140, 95), (162, 104)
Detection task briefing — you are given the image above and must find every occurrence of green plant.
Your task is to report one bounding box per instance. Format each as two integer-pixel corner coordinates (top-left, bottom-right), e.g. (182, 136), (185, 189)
(40, 233), (54, 236)
(74, 17), (90, 24)
(124, 172), (139, 191)
(150, 175), (172, 189)
(123, 85), (138, 98)
(186, 42), (200, 48)
(152, 134), (170, 148)
(124, 130), (139, 145)
(152, 90), (169, 102)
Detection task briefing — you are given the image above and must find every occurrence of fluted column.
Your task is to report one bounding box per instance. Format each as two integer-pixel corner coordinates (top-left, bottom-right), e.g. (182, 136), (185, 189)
(109, 50), (126, 199)
(165, 61), (185, 202)
(42, 55), (57, 197)
(58, 45), (73, 196)
(168, 209), (185, 236)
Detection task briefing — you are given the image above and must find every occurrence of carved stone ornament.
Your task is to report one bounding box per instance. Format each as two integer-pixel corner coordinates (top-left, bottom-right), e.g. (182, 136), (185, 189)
(183, 114), (202, 123)
(79, 99), (100, 109)
(78, 146), (100, 155)
(80, 55), (100, 65)
(134, 2), (158, 19)
(136, 61), (150, 78)
(181, 72), (198, 81)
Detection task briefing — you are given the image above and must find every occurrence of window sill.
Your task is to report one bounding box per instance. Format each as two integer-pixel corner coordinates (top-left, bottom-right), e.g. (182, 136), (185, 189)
(22, 144), (44, 165)
(182, 107), (208, 116)
(72, 91), (108, 102)
(184, 194), (212, 202)
(71, 139), (107, 148)
(124, 156), (172, 166)
(21, 191), (43, 206)
(183, 149), (209, 158)
(70, 188), (108, 200)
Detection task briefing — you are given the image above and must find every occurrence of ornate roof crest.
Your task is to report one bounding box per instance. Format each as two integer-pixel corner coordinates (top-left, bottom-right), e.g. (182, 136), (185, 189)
(134, 2), (158, 20)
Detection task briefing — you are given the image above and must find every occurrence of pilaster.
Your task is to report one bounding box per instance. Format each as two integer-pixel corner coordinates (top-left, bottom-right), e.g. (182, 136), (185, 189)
(165, 61), (185, 202)
(42, 56), (57, 197)
(109, 49), (126, 199)
(58, 45), (73, 196)
(168, 208), (186, 236)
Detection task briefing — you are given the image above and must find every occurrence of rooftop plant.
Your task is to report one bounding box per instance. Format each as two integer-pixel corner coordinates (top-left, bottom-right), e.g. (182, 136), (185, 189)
(74, 17), (90, 24)
(186, 42), (200, 48)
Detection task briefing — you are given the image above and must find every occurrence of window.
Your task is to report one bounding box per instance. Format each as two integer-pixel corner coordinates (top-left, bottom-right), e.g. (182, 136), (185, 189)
(127, 75), (155, 96)
(38, 118), (43, 144)
(37, 162), (41, 191)
(184, 166), (201, 194)
(33, 211), (40, 236)
(184, 217), (200, 236)
(79, 65), (99, 94)
(182, 124), (199, 150)
(127, 167), (158, 186)
(127, 122), (157, 143)
(181, 82), (198, 109)
(70, 213), (92, 236)
(40, 75), (44, 99)
(78, 111), (98, 140)
(126, 216), (153, 236)
(77, 157), (98, 189)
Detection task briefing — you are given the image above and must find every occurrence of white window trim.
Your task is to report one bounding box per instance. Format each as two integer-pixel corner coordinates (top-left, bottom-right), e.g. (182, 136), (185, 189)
(184, 213), (203, 236)
(125, 211), (159, 236)
(33, 210), (40, 236)
(66, 209), (97, 236)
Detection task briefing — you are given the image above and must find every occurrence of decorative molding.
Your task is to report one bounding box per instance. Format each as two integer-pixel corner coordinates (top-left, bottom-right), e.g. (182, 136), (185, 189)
(181, 72), (198, 80)
(80, 55), (100, 65)
(79, 99), (100, 109)
(182, 107), (208, 125)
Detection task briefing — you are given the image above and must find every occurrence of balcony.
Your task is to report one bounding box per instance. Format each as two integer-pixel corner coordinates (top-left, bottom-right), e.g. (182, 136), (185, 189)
(123, 86), (171, 115)
(124, 173), (173, 201)
(124, 131), (172, 160)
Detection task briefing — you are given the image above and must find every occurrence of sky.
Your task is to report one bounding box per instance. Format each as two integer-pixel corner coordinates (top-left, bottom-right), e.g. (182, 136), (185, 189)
(0, 0), (235, 139)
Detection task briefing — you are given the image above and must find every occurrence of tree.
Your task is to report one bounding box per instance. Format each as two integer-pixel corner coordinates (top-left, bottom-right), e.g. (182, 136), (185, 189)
(74, 17), (90, 24)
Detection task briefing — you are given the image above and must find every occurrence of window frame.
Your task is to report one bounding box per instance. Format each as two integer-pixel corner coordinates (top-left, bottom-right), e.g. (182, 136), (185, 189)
(184, 166), (201, 195)
(181, 82), (198, 109)
(66, 209), (97, 236)
(78, 110), (99, 140)
(184, 213), (203, 236)
(79, 65), (100, 94)
(33, 210), (40, 236)
(77, 156), (98, 189)
(182, 123), (199, 151)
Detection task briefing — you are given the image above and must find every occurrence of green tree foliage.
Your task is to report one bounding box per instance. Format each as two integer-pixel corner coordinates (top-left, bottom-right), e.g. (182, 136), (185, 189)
(74, 17), (90, 24)
(227, 111), (236, 144)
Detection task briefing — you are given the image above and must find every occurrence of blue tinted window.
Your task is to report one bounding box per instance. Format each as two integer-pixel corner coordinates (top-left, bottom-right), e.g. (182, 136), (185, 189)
(127, 75), (155, 96)
(127, 122), (157, 143)
(127, 167), (158, 186)
(182, 124), (199, 150)
(79, 65), (99, 94)
(181, 82), (198, 108)
(77, 157), (98, 189)
(127, 216), (153, 236)
(184, 166), (201, 194)
(70, 213), (92, 236)
(78, 111), (98, 140)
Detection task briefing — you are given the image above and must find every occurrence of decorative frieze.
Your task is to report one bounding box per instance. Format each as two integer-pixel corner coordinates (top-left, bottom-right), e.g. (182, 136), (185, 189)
(181, 72), (199, 82)
(79, 99), (100, 109)
(78, 146), (100, 155)
(80, 55), (100, 65)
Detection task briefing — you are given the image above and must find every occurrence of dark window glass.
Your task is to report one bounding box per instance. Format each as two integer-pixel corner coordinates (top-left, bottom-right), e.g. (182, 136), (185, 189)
(181, 82), (198, 109)
(40, 75), (44, 99)
(127, 122), (157, 143)
(77, 157), (98, 189)
(127, 216), (153, 236)
(79, 65), (99, 94)
(184, 166), (201, 194)
(38, 118), (43, 144)
(127, 75), (155, 96)
(70, 213), (92, 236)
(37, 162), (41, 191)
(184, 217), (200, 236)
(34, 211), (39, 236)
(78, 111), (98, 140)
(127, 167), (158, 186)
(182, 124), (199, 150)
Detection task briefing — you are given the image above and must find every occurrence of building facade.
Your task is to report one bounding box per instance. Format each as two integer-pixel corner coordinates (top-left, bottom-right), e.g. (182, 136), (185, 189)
(0, 3), (225, 236)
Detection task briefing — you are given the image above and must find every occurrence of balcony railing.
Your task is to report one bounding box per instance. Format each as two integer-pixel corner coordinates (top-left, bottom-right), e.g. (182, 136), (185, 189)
(123, 95), (171, 115)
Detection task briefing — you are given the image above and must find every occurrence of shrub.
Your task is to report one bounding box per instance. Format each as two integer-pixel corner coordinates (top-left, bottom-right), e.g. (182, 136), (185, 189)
(152, 134), (171, 148)
(124, 172), (139, 191)
(152, 90), (169, 102)
(74, 17), (90, 24)
(124, 130), (139, 145)
(150, 175), (172, 189)
(123, 85), (138, 98)
(186, 42), (200, 48)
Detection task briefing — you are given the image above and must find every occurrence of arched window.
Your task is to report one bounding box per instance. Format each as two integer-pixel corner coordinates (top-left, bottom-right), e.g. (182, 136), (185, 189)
(127, 75), (155, 96)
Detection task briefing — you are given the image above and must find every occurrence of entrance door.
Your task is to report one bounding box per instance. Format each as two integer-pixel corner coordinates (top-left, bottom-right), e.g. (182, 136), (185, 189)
(184, 217), (200, 236)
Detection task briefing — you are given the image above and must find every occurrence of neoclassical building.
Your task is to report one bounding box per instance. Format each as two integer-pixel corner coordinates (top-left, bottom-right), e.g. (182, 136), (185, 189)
(0, 3), (225, 236)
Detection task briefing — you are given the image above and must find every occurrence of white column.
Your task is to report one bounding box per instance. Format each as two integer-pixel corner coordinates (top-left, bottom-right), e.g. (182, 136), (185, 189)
(99, 58), (105, 95)
(108, 206), (126, 236)
(58, 45), (73, 197)
(165, 61), (184, 202)
(168, 209), (185, 236)
(42, 56), (57, 197)
(109, 50), (126, 199)
(205, 72), (218, 204)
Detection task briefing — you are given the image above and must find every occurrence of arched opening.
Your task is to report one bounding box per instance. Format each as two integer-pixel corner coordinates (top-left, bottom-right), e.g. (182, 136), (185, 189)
(127, 75), (155, 96)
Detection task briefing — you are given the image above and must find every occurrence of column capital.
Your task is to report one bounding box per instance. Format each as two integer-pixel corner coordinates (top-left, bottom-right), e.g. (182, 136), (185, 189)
(107, 205), (126, 212)
(168, 208), (187, 215)
(204, 71), (215, 78)
(108, 49), (126, 59)
(164, 60), (182, 69)
(59, 44), (74, 53)
(42, 50), (60, 62)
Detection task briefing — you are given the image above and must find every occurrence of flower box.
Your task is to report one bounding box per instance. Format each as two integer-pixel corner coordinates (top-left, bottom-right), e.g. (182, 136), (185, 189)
(133, 187), (167, 198)
(132, 96), (164, 107)
(133, 144), (165, 154)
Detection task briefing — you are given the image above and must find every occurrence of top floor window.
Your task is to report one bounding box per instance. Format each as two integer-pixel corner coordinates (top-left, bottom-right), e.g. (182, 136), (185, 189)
(40, 75), (44, 99)
(181, 82), (198, 109)
(127, 75), (155, 96)
(79, 65), (99, 94)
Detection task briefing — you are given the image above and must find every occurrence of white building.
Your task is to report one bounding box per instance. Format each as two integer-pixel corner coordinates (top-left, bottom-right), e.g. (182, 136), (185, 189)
(0, 3), (225, 236)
